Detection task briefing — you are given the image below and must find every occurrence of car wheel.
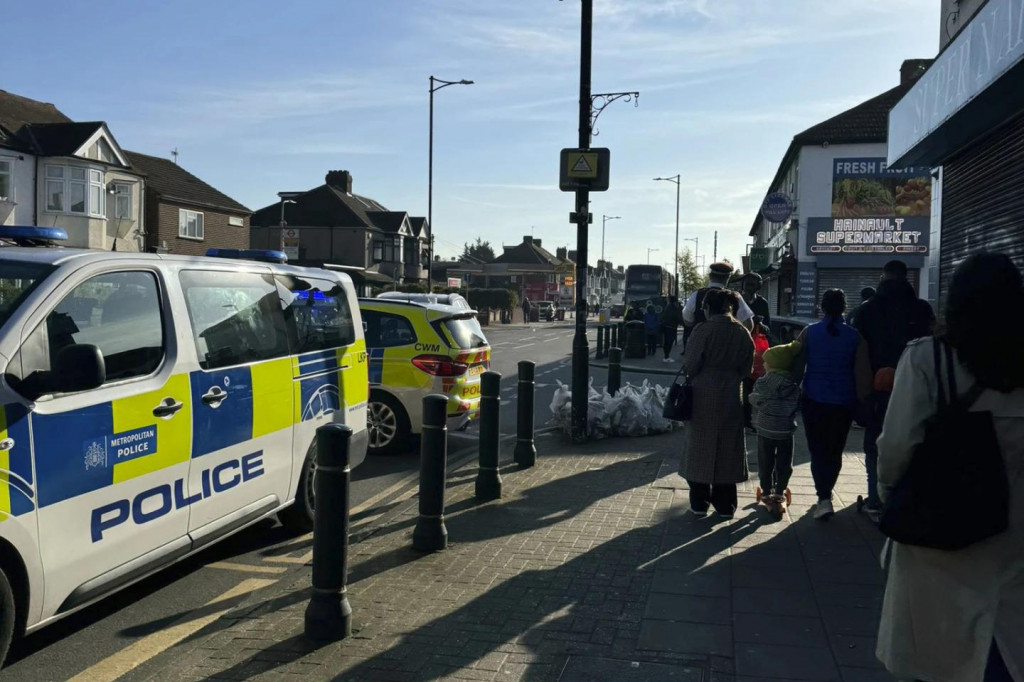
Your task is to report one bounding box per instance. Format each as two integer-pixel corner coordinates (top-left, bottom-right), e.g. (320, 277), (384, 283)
(0, 567), (15, 668)
(367, 390), (410, 455)
(279, 440), (317, 533)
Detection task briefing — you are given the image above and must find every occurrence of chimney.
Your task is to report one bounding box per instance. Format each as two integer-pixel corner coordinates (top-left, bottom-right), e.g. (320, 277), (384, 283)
(325, 170), (353, 193)
(900, 59), (931, 86)
(534, 239), (542, 248)
(556, 247), (567, 259)
(522, 235), (533, 244)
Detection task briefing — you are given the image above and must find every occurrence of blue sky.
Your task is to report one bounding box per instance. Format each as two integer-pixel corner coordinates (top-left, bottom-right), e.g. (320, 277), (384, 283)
(5, 0), (939, 270)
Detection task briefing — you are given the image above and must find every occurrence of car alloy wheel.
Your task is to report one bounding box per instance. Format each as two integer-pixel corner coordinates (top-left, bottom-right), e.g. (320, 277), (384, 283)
(368, 400), (399, 449)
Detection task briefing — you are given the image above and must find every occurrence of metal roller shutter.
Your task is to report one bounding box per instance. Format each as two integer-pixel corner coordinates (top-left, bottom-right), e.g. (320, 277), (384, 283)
(765, 276), (779, 316)
(817, 268), (919, 305)
(941, 114), (1024, 309)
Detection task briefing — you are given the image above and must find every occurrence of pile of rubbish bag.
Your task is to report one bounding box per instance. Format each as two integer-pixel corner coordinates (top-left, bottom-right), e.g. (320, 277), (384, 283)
(549, 379), (680, 439)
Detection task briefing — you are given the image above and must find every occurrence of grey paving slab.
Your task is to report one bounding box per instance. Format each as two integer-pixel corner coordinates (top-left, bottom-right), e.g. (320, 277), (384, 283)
(830, 634), (884, 669)
(731, 587), (819, 618)
(839, 666), (897, 682)
(733, 612), (829, 648)
(557, 656), (706, 681)
(819, 604), (883, 637)
(644, 593), (732, 625)
(813, 582), (886, 610)
(638, 620), (733, 656)
(651, 568), (731, 598)
(731, 564), (812, 591)
(807, 561), (887, 586)
(735, 643), (841, 681)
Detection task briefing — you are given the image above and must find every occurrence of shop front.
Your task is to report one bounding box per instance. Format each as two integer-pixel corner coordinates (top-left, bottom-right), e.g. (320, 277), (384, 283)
(888, 0), (1024, 308)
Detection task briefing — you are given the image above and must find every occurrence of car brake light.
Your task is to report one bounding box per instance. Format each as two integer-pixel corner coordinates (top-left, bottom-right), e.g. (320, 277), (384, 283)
(411, 354), (469, 377)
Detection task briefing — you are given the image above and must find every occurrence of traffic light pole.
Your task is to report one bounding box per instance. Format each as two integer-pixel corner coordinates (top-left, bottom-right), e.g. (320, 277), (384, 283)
(570, 0), (593, 443)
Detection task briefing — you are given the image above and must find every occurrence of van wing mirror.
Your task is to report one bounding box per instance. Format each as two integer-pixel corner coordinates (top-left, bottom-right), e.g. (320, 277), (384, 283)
(54, 344), (106, 394)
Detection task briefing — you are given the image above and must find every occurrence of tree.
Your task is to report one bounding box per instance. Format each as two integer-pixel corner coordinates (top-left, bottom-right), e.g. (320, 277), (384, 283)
(461, 238), (495, 263)
(676, 249), (707, 296)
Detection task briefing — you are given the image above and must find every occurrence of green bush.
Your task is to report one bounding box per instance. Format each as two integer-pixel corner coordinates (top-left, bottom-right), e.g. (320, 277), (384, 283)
(466, 288), (518, 311)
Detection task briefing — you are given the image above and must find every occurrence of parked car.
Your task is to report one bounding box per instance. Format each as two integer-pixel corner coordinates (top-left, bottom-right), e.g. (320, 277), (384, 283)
(359, 298), (491, 454)
(536, 301), (555, 321)
(767, 315), (818, 344)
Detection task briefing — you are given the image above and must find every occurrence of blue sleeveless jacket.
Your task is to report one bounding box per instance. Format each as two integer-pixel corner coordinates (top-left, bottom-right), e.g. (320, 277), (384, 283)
(803, 317), (860, 405)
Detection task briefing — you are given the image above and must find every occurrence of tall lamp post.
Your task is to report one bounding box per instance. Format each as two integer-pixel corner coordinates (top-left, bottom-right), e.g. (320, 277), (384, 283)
(428, 76), (473, 287)
(601, 214), (620, 262)
(647, 247), (660, 264)
(653, 175), (680, 297)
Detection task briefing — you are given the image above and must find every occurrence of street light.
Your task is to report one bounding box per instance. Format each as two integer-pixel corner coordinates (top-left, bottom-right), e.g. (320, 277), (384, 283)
(653, 175), (681, 297)
(647, 247), (659, 264)
(428, 76), (474, 288)
(601, 214), (620, 262)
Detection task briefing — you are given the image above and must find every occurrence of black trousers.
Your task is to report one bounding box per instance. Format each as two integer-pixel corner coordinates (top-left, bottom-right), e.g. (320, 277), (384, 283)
(646, 332), (658, 355)
(742, 377), (756, 428)
(687, 481), (737, 515)
(801, 398), (853, 501)
(662, 327), (676, 358)
(757, 436), (794, 495)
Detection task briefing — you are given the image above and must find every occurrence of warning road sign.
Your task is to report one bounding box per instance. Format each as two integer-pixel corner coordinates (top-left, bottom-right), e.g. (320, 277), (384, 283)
(559, 148), (610, 192)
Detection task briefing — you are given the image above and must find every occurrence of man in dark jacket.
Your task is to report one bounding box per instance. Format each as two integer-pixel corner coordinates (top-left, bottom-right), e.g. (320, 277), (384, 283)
(742, 273), (771, 327)
(853, 260), (935, 520)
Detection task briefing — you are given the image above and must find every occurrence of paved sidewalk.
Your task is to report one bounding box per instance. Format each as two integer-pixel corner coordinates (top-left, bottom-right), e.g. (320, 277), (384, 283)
(127, 425), (892, 682)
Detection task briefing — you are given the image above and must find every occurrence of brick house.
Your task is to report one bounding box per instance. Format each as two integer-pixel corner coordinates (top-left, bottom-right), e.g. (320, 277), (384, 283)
(125, 151), (250, 256)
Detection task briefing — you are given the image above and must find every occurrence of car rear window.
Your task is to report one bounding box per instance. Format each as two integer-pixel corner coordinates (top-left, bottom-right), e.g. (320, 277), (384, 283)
(443, 317), (488, 350)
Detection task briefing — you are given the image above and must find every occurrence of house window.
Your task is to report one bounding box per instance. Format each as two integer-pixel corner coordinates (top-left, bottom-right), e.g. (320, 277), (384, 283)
(372, 240), (384, 262)
(403, 239), (418, 266)
(113, 184), (132, 219)
(45, 164), (107, 216)
(178, 209), (204, 240)
(0, 160), (11, 200)
(228, 216), (243, 227)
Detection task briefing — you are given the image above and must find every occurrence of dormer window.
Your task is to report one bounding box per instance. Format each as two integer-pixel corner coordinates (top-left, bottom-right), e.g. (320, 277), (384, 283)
(0, 159), (11, 201)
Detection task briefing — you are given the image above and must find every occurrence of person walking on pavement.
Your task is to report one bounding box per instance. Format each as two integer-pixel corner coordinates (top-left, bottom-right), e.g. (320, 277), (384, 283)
(846, 286), (876, 326)
(744, 317), (771, 429)
(682, 261), (755, 349)
(679, 289), (755, 518)
(741, 273), (771, 327)
(748, 340), (803, 516)
(876, 253), (1024, 682)
(521, 296), (532, 323)
(853, 259), (934, 522)
(643, 304), (660, 356)
(798, 289), (872, 520)
(660, 296), (682, 363)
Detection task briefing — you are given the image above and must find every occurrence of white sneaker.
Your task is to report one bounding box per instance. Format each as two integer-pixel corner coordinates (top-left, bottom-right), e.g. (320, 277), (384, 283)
(664, 358), (674, 363)
(813, 498), (835, 520)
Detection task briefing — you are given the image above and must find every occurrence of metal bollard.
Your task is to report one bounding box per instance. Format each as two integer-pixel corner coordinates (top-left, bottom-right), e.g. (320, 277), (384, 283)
(413, 395), (449, 551)
(596, 324), (605, 359)
(514, 360), (537, 469)
(304, 424), (353, 641)
(475, 371), (503, 500)
(610, 323), (619, 350)
(608, 347), (622, 397)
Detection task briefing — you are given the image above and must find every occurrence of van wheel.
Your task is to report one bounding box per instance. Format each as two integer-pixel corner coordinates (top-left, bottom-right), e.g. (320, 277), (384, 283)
(367, 390), (410, 456)
(279, 441), (317, 533)
(0, 567), (15, 668)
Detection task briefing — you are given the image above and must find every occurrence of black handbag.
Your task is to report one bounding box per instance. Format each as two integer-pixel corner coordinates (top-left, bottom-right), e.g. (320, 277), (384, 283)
(662, 365), (694, 422)
(879, 338), (1009, 551)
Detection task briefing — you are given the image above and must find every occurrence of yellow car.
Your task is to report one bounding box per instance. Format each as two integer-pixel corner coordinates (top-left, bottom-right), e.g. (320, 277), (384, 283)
(358, 299), (491, 454)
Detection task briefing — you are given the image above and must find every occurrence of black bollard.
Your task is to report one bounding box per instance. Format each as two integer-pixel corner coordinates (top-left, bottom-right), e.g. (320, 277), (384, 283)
(304, 423), (353, 641)
(610, 323), (619, 350)
(475, 371), (503, 500)
(608, 347), (622, 397)
(596, 324), (606, 359)
(514, 361), (537, 469)
(604, 325), (612, 358)
(413, 395), (449, 551)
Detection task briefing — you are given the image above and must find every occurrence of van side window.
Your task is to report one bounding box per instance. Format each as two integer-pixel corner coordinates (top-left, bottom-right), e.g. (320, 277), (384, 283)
(276, 275), (355, 353)
(180, 270), (289, 370)
(362, 310), (416, 348)
(13, 271), (164, 394)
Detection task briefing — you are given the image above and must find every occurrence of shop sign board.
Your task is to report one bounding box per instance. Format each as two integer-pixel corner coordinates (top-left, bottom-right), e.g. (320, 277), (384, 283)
(795, 261), (818, 317)
(888, 0), (1024, 166)
(761, 192), (794, 224)
(749, 247), (772, 272)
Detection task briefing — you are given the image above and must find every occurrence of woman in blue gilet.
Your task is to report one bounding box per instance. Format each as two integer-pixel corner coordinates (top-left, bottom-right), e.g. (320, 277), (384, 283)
(797, 289), (872, 520)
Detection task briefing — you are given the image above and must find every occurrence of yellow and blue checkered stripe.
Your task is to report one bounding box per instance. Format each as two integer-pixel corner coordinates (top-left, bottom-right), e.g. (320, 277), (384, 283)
(0, 403), (34, 519)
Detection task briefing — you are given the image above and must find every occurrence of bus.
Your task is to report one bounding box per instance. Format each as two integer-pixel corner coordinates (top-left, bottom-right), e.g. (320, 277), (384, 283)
(624, 265), (672, 305)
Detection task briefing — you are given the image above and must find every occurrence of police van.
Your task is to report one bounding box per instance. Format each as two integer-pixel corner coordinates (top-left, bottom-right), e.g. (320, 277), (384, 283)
(0, 227), (369, 664)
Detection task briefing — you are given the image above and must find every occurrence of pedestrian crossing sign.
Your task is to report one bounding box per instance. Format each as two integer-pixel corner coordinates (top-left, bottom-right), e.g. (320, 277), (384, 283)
(559, 148), (610, 192)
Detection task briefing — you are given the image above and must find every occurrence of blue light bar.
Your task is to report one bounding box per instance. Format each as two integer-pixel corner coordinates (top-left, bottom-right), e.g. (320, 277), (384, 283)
(0, 226), (69, 244)
(206, 248), (288, 264)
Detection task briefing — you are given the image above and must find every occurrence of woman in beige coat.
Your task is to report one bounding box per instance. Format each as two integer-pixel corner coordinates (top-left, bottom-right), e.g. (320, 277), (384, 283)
(876, 253), (1024, 682)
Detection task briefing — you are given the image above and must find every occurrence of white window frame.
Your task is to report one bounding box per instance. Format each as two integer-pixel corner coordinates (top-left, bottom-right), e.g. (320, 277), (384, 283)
(113, 183), (132, 220)
(178, 209), (205, 240)
(0, 158), (12, 201)
(44, 163), (108, 217)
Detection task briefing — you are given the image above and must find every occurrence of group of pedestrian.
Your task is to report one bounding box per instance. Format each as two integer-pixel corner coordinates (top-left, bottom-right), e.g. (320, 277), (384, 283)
(673, 252), (1024, 682)
(640, 298), (683, 360)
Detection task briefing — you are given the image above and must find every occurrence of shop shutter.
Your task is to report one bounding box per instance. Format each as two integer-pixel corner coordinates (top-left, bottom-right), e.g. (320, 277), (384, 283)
(765, 277), (779, 316)
(817, 268), (919, 306)
(941, 114), (1024, 309)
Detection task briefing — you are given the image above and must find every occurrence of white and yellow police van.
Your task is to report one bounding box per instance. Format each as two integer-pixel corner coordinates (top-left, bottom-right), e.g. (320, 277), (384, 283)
(0, 227), (368, 665)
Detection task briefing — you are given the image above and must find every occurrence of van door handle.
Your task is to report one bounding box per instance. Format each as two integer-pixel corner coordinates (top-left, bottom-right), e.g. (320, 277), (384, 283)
(153, 398), (184, 418)
(201, 386), (228, 407)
